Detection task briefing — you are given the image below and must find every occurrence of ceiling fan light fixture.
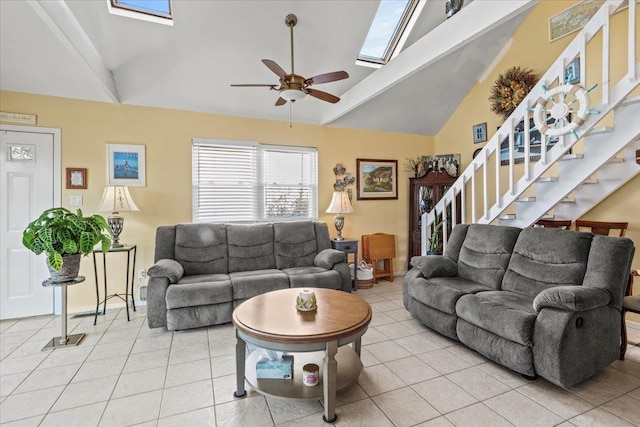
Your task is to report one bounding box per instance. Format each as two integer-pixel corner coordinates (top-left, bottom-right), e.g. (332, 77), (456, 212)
(280, 89), (306, 102)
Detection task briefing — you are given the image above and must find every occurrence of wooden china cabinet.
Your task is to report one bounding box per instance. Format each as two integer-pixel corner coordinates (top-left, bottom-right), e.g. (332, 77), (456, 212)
(408, 168), (460, 263)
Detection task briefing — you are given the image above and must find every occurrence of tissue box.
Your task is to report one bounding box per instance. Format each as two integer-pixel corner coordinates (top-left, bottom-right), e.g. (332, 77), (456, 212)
(256, 354), (294, 379)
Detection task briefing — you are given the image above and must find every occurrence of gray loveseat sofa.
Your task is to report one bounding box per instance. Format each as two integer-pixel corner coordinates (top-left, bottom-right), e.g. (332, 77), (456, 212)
(403, 224), (635, 389)
(147, 221), (351, 330)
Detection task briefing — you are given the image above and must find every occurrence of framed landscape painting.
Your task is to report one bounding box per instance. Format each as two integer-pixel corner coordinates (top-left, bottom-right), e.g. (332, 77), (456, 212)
(356, 159), (398, 200)
(106, 143), (146, 186)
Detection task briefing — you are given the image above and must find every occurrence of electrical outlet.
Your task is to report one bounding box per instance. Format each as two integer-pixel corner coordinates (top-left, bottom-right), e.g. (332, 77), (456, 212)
(70, 195), (83, 206)
(139, 286), (147, 301)
(138, 269), (146, 279)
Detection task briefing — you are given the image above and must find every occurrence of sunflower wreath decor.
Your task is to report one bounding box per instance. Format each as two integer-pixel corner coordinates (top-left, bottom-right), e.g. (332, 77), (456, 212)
(489, 66), (539, 120)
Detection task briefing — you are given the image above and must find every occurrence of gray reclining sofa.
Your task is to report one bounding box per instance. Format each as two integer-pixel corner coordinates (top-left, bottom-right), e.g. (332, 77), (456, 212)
(147, 221), (351, 330)
(403, 223), (634, 389)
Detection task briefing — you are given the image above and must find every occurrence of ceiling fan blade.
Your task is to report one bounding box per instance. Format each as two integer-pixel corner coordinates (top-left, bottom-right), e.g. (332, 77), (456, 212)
(306, 88), (340, 104)
(306, 71), (349, 85)
(230, 84), (277, 88)
(275, 97), (287, 106)
(262, 59), (288, 78)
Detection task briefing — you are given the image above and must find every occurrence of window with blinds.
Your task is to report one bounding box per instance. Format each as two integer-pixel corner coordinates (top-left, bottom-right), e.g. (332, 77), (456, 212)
(192, 139), (318, 223)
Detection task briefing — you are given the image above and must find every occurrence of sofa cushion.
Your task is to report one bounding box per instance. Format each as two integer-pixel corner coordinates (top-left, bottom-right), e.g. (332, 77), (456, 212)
(502, 228), (592, 298)
(456, 291), (537, 346)
(227, 223), (276, 272)
(166, 274), (232, 309)
(457, 224), (521, 289)
(273, 221), (318, 269)
(229, 269), (289, 300)
(174, 223), (229, 275)
(406, 276), (493, 315)
(282, 266), (341, 289)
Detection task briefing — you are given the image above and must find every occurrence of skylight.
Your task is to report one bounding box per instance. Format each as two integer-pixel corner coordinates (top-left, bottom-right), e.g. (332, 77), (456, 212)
(109, 0), (172, 24)
(358, 0), (423, 68)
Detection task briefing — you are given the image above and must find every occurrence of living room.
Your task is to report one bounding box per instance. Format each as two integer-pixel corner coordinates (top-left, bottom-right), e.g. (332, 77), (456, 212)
(1, 0), (639, 425)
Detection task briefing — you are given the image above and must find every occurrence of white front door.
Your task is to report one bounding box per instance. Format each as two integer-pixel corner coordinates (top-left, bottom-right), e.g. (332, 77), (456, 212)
(1, 126), (60, 319)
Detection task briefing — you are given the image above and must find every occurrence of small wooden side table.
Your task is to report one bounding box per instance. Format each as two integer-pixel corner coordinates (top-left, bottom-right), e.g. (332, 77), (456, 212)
(331, 239), (358, 290)
(92, 245), (137, 324)
(42, 276), (86, 351)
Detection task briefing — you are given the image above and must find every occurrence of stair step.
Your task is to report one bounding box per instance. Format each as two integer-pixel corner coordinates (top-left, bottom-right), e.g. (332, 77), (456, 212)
(585, 126), (613, 136)
(582, 177), (598, 184)
(559, 197), (576, 203)
(560, 153), (584, 161)
(606, 157), (624, 164)
(622, 95), (640, 106)
(517, 197), (536, 202)
(537, 176), (558, 183)
(499, 214), (516, 220)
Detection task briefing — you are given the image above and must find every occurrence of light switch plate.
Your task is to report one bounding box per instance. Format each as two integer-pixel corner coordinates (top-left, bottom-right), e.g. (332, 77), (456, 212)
(70, 195), (83, 206)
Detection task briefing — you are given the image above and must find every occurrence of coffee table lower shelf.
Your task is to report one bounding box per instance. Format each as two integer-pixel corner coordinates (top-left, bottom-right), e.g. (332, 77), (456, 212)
(245, 346), (362, 400)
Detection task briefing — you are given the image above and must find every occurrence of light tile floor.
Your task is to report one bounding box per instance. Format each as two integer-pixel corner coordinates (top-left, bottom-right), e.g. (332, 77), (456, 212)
(1, 277), (640, 426)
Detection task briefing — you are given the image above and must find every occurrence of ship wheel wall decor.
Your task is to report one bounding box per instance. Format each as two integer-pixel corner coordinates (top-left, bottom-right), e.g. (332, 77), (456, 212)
(532, 83), (599, 139)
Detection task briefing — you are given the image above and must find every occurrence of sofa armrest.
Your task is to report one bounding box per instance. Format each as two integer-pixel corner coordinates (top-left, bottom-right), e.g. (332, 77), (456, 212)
(410, 255), (457, 278)
(533, 286), (611, 313)
(147, 259), (184, 283)
(314, 249), (347, 269)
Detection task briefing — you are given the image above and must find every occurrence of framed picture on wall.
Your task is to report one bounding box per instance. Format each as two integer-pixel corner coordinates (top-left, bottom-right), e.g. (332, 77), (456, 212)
(473, 122), (487, 143)
(106, 143), (146, 186)
(356, 159), (398, 200)
(499, 118), (563, 165)
(548, 0), (605, 42)
(421, 154), (460, 177)
(66, 168), (87, 189)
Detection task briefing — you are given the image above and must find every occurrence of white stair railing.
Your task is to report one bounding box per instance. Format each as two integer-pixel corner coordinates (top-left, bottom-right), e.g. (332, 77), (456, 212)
(422, 0), (638, 254)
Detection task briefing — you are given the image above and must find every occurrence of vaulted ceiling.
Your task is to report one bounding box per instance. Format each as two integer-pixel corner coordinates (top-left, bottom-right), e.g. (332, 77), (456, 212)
(0, 0), (537, 136)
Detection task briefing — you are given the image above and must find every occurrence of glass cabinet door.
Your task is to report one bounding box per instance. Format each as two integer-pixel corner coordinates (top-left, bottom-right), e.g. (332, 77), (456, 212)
(417, 185), (434, 230)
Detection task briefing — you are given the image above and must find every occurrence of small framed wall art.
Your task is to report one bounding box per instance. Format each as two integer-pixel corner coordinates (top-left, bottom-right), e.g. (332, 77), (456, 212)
(66, 168), (87, 189)
(565, 57), (580, 84)
(106, 143), (146, 187)
(356, 159), (398, 200)
(473, 122), (487, 143)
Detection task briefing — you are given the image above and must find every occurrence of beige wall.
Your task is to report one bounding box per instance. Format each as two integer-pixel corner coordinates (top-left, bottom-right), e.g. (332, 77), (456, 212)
(1, 91), (433, 311)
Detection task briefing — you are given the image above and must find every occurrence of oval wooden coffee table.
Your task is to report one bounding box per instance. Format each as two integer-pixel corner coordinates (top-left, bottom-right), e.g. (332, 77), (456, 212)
(232, 288), (372, 423)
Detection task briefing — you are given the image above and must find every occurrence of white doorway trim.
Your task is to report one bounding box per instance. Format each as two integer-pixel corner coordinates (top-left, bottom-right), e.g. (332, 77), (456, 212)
(1, 124), (62, 314)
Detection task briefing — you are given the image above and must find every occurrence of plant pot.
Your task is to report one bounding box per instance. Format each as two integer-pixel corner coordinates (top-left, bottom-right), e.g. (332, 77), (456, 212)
(426, 251), (443, 256)
(47, 253), (81, 282)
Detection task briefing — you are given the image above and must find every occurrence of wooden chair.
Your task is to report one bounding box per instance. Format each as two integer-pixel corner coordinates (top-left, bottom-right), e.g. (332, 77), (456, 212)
(535, 219), (572, 229)
(361, 233), (395, 283)
(621, 270), (640, 360)
(575, 220), (628, 236)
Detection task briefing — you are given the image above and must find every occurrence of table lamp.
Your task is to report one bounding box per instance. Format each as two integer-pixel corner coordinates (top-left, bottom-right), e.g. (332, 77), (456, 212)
(97, 186), (139, 248)
(325, 192), (353, 241)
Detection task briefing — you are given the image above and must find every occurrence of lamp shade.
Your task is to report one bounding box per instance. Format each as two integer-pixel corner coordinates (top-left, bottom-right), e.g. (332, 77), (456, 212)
(325, 192), (353, 214)
(97, 186), (140, 213)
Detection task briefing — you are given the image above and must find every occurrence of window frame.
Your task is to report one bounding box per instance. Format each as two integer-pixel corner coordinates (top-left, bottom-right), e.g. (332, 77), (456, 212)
(108, 0), (173, 25)
(192, 139), (318, 224)
(357, 0), (425, 68)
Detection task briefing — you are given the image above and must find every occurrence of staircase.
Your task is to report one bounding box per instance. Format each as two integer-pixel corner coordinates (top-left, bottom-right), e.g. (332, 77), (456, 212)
(422, 0), (639, 253)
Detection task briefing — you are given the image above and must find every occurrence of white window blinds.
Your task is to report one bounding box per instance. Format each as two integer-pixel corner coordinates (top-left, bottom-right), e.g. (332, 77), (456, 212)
(192, 139), (317, 223)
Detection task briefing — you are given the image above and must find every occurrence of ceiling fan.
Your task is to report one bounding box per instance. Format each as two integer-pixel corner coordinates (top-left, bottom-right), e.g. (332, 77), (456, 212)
(231, 14), (349, 106)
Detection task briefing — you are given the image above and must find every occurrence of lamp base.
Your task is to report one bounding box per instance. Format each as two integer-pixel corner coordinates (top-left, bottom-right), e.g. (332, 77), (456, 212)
(107, 214), (124, 248)
(333, 214), (345, 241)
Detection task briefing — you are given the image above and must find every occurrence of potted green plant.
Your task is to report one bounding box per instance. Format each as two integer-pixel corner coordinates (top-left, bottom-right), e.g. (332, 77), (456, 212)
(22, 207), (112, 282)
(426, 210), (444, 255)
